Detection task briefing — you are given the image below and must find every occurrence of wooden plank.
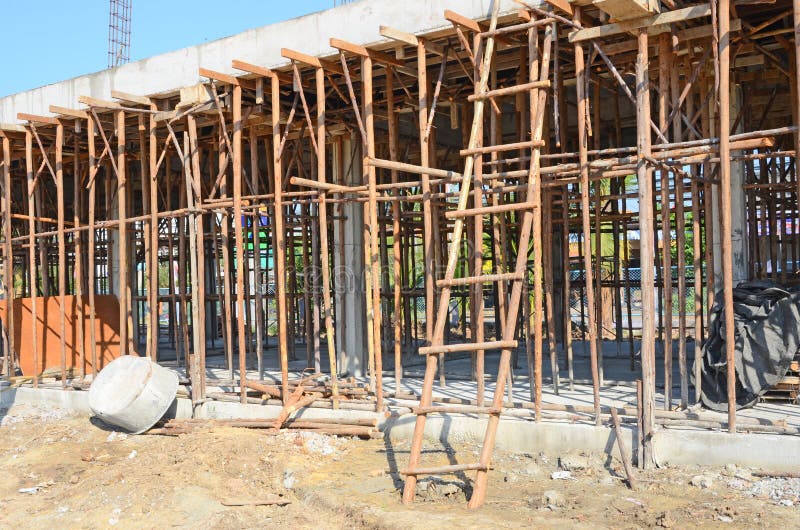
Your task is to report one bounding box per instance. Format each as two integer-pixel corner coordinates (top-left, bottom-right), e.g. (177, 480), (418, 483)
(231, 59), (277, 78)
(280, 48), (343, 74)
(78, 95), (124, 109)
(330, 38), (402, 67)
(540, 0), (574, 16)
(592, 0), (657, 22)
(17, 113), (59, 125)
(379, 26), (445, 56)
(569, 4), (712, 43)
(0, 123), (26, 134)
(444, 9), (482, 33)
(48, 106), (89, 120)
(111, 90), (152, 106)
(199, 67), (240, 86)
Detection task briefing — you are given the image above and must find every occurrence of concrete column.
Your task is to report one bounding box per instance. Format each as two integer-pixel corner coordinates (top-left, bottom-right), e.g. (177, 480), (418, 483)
(712, 84), (748, 288)
(333, 137), (368, 376)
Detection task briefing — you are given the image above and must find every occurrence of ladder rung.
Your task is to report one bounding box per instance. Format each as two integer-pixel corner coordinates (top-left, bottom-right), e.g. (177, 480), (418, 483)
(436, 271), (524, 287)
(468, 80), (551, 101)
(400, 463), (488, 476)
(415, 405), (502, 415)
(445, 201), (537, 219)
(460, 139), (544, 157)
(418, 340), (518, 355)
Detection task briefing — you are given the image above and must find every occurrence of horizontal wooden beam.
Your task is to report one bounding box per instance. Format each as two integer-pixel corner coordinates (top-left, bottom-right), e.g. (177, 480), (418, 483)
(48, 106), (89, 120)
(600, 18), (742, 56)
(0, 123), (26, 134)
(569, 4), (712, 43)
(444, 9), (482, 33)
(330, 38), (403, 67)
(281, 48), (344, 75)
(379, 26), (445, 56)
(111, 90), (153, 107)
(78, 95), (124, 110)
(231, 60), (298, 87)
(17, 113), (59, 125)
(231, 59), (277, 78)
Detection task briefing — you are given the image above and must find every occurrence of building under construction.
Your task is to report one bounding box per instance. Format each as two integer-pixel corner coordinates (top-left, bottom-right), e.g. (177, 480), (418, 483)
(1, 0), (799, 509)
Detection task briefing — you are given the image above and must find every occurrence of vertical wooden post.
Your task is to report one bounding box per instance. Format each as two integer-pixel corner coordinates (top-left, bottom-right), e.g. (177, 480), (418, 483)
(574, 7), (601, 424)
(116, 110), (130, 356)
(718, 0), (736, 433)
(387, 67), (403, 390)
(2, 135), (14, 378)
(658, 34), (673, 410)
(672, 37), (688, 410)
(636, 28), (656, 468)
(187, 115), (207, 403)
(362, 56), (383, 409)
(529, 21), (545, 420)
(25, 130), (38, 386)
(74, 130), (85, 378)
(794, 0), (800, 252)
(272, 75), (290, 402)
(87, 118), (98, 375)
(55, 122), (67, 387)
(249, 130), (264, 378)
(472, 33), (486, 405)
(231, 84), (248, 403)
(417, 41), (436, 361)
(149, 105), (159, 361)
(315, 67), (340, 406)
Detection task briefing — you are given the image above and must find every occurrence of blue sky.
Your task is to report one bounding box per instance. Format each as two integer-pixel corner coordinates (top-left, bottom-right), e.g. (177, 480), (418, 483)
(0, 1), (336, 97)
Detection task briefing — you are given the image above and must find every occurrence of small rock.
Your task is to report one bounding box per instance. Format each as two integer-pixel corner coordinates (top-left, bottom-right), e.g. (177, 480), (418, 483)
(127, 450), (137, 459)
(779, 499), (794, 507)
(108, 518), (119, 526)
(69, 474), (80, 485)
(691, 475), (713, 489)
(541, 489), (565, 507)
(57, 506), (69, 514)
(559, 454), (589, 471)
(656, 511), (674, 528)
(522, 462), (541, 476)
(106, 432), (127, 443)
(728, 479), (746, 490)
(282, 470), (296, 490)
(18, 487), (39, 494)
(723, 463), (737, 476)
(717, 515), (733, 523)
(551, 470), (572, 480)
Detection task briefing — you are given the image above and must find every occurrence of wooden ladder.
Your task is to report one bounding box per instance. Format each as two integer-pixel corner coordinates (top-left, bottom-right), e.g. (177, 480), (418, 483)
(401, 5), (554, 509)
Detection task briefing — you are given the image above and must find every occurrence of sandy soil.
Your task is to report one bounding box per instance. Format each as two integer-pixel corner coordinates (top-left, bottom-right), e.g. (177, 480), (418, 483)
(0, 404), (797, 529)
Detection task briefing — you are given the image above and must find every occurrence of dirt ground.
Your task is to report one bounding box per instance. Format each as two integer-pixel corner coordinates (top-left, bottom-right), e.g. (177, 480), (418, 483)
(0, 404), (797, 529)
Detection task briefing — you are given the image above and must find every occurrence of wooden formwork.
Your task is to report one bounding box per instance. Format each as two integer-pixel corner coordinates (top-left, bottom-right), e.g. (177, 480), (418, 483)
(1, 0), (799, 508)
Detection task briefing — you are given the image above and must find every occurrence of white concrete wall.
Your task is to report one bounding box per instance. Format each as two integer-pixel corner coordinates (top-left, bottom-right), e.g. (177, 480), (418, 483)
(0, 0), (526, 123)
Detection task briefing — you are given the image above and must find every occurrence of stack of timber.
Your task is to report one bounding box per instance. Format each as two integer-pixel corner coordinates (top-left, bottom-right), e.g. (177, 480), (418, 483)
(763, 353), (800, 403)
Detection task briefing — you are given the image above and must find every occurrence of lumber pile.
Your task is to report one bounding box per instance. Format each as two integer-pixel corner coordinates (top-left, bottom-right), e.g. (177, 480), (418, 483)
(763, 354), (800, 403)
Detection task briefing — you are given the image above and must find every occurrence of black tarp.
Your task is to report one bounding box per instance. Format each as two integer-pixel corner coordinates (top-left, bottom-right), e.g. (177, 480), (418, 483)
(695, 280), (800, 411)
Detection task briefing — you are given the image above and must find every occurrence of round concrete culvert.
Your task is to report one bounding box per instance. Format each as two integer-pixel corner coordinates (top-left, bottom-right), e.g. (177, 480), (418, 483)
(88, 355), (179, 434)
